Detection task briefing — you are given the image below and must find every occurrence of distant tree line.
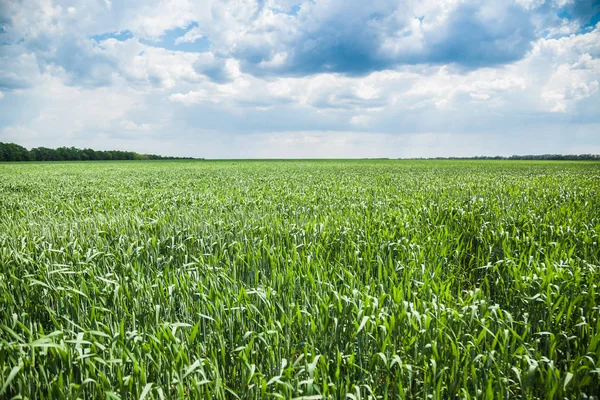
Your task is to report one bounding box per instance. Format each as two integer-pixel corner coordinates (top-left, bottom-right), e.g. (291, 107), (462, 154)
(0, 142), (197, 162)
(427, 154), (600, 161)
(507, 154), (600, 160)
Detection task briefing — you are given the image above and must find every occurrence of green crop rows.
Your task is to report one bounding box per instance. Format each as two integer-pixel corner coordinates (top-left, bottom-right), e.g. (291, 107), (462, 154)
(1, 160), (599, 399)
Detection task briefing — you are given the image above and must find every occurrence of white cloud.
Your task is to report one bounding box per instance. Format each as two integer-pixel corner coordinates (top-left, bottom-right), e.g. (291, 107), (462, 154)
(174, 26), (204, 44)
(0, 73), (148, 147)
(350, 115), (372, 127)
(528, 28), (600, 112)
(469, 93), (491, 100)
(120, 120), (153, 131)
(96, 38), (204, 88)
(0, 48), (42, 89)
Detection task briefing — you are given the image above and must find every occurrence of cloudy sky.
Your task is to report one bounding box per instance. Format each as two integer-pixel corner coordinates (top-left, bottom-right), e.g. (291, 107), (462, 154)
(0, 0), (599, 158)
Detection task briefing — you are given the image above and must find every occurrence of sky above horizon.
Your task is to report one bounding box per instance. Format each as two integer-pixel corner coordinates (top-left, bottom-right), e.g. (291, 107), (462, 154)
(0, 0), (599, 158)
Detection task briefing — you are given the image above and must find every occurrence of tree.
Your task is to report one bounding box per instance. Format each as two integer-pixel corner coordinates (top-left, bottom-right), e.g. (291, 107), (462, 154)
(0, 142), (29, 161)
(0, 142), (196, 162)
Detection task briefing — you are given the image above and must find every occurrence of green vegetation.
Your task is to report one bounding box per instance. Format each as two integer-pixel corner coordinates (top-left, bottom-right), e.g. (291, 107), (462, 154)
(1, 160), (599, 399)
(0, 142), (195, 162)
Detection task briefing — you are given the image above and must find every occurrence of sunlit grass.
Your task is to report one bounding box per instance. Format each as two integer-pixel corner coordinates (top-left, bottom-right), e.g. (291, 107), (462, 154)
(1, 160), (599, 399)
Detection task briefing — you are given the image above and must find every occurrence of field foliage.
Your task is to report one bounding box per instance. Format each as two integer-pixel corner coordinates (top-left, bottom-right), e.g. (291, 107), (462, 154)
(1, 160), (599, 399)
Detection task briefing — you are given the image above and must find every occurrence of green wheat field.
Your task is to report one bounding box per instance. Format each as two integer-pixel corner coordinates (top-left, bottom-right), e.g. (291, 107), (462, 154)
(1, 160), (599, 399)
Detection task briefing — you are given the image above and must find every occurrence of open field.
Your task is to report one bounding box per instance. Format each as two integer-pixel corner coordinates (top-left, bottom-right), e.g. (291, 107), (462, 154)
(1, 160), (599, 399)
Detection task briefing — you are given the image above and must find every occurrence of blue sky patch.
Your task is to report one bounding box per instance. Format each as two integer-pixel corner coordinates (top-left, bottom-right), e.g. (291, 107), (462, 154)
(289, 4), (302, 16)
(582, 12), (600, 30)
(90, 30), (133, 42)
(141, 23), (211, 53)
